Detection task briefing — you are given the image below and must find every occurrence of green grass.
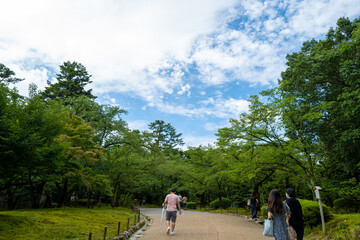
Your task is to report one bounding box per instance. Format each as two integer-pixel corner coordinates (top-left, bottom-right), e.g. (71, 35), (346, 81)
(306, 213), (360, 240)
(0, 207), (137, 240)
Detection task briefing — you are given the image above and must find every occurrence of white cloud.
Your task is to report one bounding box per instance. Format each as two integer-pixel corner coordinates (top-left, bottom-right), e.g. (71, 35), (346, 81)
(1, 0), (359, 120)
(288, 0), (360, 38)
(204, 121), (229, 132)
(8, 65), (50, 97)
(182, 134), (217, 149)
(177, 83), (191, 96)
(0, 0), (237, 99)
(127, 120), (149, 131)
(154, 96), (249, 119)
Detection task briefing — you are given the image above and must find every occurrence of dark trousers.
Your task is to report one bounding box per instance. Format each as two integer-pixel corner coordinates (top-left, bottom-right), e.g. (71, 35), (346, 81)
(250, 204), (257, 218)
(292, 224), (304, 240)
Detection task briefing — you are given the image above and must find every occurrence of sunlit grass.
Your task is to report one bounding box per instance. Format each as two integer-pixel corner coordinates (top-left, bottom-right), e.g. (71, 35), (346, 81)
(306, 213), (360, 240)
(0, 207), (137, 240)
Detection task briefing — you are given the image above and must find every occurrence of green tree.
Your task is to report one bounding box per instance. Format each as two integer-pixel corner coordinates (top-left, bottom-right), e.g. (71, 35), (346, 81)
(0, 64), (23, 84)
(217, 95), (319, 193)
(277, 17), (360, 198)
(64, 96), (127, 147)
(42, 61), (96, 101)
(0, 84), (69, 208)
(148, 120), (184, 151)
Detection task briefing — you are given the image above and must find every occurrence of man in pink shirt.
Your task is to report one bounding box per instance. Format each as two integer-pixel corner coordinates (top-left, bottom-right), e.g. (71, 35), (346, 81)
(163, 188), (182, 235)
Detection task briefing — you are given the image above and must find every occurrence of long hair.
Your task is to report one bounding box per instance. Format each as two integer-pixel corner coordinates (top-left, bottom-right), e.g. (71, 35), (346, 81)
(267, 189), (283, 214)
(251, 191), (257, 199)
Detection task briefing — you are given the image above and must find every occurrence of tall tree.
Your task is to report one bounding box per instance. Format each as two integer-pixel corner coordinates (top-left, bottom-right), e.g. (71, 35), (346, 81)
(148, 120), (184, 151)
(42, 61), (96, 101)
(278, 17), (360, 186)
(0, 64), (23, 84)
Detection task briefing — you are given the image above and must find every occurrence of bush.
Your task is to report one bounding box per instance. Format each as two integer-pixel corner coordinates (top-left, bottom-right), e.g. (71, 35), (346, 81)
(334, 197), (360, 213)
(186, 202), (197, 209)
(261, 204), (268, 218)
(260, 199), (332, 226)
(210, 198), (231, 209)
(301, 199), (331, 226)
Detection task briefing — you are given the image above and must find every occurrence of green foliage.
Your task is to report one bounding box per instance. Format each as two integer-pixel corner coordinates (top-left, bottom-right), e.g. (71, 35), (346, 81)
(334, 198), (360, 213)
(210, 198), (232, 209)
(149, 120), (184, 150)
(278, 17), (360, 189)
(42, 61), (96, 101)
(0, 63), (23, 84)
(306, 214), (360, 240)
(300, 199), (331, 226)
(186, 202), (197, 209)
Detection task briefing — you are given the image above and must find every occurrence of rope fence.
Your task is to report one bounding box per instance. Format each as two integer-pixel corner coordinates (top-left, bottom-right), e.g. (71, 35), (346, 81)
(86, 206), (143, 240)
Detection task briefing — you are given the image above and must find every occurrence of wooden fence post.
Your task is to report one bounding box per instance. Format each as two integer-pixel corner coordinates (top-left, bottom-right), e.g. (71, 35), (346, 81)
(127, 218), (130, 230)
(88, 232), (92, 240)
(103, 227), (107, 240)
(134, 214), (137, 225)
(117, 222), (121, 235)
(138, 212), (140, 222)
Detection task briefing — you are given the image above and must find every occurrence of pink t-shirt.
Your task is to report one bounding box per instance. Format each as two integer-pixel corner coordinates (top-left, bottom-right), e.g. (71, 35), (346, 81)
(165, 194), (179, 211)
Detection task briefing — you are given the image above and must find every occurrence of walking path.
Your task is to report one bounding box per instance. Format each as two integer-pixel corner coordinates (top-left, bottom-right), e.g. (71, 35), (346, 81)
(139, 208), (268, 240)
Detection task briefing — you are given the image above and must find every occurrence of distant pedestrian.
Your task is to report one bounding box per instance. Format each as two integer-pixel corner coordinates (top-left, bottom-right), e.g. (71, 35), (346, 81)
(163, 188), (182, 236)
(182, 196), (188, 210)
(286, 188), (304, 240)
(250, 191), (259, 219)
(267, 189), (291, 240)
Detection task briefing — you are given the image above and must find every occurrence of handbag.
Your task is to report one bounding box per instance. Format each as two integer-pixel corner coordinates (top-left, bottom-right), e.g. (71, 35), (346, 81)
(288, 226), (297, 240)
(263, 219), (274, 237)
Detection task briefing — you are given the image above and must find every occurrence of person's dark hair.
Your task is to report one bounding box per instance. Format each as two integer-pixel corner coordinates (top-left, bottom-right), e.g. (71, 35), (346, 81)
(170, 188), (176, 193)
(268, 189), (283, 214)
(285, 188), (296, 198)
(251, 191), (257, 198)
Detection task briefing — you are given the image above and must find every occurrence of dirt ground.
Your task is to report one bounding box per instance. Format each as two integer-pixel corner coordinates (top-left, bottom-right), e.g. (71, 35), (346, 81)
(138, 208), (269, 240)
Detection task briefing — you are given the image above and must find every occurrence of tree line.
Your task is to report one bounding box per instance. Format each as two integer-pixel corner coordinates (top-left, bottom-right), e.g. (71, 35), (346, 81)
(0, 17), (359, 211)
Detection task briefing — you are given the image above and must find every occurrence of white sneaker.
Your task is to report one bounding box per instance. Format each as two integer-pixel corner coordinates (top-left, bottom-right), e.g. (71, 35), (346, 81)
(170, 232), (175, 235)
(166, 227), (171, 235)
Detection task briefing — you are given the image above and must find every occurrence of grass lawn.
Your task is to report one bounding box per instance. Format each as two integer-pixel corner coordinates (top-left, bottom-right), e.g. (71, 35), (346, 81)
(306, 213), (360, 240)
(0, 207), (137, 240)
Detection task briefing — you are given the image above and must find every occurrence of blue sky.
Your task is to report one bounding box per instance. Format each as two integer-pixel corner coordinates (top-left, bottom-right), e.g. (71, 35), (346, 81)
(1, 0), (359, 148)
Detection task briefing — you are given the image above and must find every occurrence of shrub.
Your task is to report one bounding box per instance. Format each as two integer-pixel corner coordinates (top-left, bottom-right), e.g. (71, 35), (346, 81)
(334, 197), (360, 213)
(186, 202), (197, 209)
(210, 198), (231, 209)
(261, 204), (268, 218)
(301, 199), (331, 226)
(260, 199), (332, 227)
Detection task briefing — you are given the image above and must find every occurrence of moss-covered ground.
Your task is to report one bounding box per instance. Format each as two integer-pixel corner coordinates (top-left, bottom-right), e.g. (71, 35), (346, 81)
(0, 207), (136, 240)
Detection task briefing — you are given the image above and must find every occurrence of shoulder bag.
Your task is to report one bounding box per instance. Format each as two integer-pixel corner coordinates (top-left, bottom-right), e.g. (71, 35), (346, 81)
(263, 218), (274, 237)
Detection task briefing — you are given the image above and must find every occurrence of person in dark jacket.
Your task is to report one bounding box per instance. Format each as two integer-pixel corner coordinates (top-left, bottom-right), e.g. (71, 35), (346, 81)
(250, 191), (259, 219)
(285, 188), (304, 240)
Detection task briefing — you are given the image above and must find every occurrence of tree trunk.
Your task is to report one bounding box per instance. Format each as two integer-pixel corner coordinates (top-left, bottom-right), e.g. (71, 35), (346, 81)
(58, 178), (68, 208)
(112, 181), (119, 207)
(6, 187), (17, 210)
(87, 191), (92, 208)
(98, 195), (102, 208)
(123, 191), (130, 206)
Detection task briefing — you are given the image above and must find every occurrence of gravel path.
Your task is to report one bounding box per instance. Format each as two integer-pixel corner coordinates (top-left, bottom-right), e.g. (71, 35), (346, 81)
(138, 208), (268, 240)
